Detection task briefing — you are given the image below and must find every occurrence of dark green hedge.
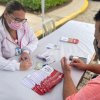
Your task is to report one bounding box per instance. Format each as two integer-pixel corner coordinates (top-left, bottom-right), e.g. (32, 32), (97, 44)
(0, 0), (71, 12)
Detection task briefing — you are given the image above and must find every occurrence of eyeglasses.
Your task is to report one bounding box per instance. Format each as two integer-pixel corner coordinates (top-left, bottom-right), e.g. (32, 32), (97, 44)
(8, 14), (27, 24)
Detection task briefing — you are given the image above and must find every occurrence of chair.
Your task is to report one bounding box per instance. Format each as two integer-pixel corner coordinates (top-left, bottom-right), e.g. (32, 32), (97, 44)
(42, 18), (56, 36)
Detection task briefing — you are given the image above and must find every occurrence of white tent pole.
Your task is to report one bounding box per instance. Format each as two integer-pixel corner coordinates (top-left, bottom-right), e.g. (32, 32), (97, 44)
(41, 0), (45, 22)
(41, 0), (45, 37)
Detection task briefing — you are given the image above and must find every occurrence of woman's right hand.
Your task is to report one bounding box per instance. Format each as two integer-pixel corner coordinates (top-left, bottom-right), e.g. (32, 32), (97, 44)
(20, 60), (32, 71)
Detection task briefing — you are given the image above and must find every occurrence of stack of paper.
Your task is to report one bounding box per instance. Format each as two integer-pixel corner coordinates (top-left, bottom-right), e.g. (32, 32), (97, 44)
(22, 65), (63, 95)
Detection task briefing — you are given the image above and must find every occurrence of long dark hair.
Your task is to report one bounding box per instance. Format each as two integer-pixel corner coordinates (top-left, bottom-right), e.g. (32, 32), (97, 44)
(0, 0), (26, 23)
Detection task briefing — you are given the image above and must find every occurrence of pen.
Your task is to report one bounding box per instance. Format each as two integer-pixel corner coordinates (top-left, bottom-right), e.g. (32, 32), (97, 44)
(42, 60), (55, 67)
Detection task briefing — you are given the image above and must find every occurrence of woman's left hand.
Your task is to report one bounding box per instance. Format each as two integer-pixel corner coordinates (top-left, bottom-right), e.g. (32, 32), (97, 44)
(19, 52), (31, 62)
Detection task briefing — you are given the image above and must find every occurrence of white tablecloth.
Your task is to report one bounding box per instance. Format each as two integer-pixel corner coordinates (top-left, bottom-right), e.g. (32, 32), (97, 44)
(0, 20), (95, 100)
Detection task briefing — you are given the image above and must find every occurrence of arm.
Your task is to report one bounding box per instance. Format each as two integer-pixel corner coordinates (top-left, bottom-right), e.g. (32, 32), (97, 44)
(70, 58), (100, 74)
(0, 33), (20, 71)
(0, 35), (31, 71)
(0, 56), (32, 71)
(20, 24), (38, 62)
(22, 24), (38, 54)
(61, 57), (100, 100)
(86, 64), (100, 74)
(63, 72), (77, 100)
(0, 57), (20, 71)
(23, 31), (38, 53)
(61, 57), (77, 100)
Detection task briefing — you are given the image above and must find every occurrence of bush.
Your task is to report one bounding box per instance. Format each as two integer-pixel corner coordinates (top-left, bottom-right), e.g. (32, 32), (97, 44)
(20, 0), (41, 11)
(0, 0), (11, 4)
(0, 0), (71, 12)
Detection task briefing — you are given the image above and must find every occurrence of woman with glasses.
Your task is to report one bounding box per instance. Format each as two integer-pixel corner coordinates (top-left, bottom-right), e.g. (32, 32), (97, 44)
(0, 1), (38, 71)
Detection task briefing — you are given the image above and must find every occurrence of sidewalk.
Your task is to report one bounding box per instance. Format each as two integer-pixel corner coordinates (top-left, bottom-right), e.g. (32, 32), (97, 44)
(0, 0), (87, 34)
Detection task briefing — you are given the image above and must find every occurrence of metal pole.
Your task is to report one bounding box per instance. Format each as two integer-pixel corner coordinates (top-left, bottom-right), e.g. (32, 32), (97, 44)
(41, 0), (45, 37)
(41, 0), (45, 22)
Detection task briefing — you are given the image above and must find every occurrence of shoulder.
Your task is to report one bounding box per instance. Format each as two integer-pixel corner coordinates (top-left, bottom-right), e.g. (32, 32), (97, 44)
(22, 22), (34, 34)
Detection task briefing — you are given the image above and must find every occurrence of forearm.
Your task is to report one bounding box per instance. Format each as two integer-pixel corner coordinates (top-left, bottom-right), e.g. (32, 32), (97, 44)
(23, 39), (38, 53)
(26, 30), (38, 53)
(63, 72), (77, 100)
(86, 64), (100, 74)
(0, 56), (20, 71)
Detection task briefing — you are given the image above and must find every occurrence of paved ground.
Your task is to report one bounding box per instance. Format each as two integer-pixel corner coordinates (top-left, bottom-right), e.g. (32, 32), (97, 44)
(0, 0), (85, 32)
(46, 0), (85, 20)
(75, 1), (100, 24)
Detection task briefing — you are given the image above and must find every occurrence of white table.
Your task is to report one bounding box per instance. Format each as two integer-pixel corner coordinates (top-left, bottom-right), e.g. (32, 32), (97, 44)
(0, 20), (95, 100)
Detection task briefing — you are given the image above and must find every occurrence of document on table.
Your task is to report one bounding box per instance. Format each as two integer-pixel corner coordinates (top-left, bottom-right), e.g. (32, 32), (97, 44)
(22, 65), (63, 95)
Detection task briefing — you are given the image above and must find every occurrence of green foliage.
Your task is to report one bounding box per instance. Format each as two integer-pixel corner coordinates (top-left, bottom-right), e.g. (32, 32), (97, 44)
(0, 0), (11, 4)
(0, 0), (70, 12)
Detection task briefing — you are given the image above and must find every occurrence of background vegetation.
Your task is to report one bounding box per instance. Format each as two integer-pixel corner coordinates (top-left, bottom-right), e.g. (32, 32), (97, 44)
(0, 0), (71, 12)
